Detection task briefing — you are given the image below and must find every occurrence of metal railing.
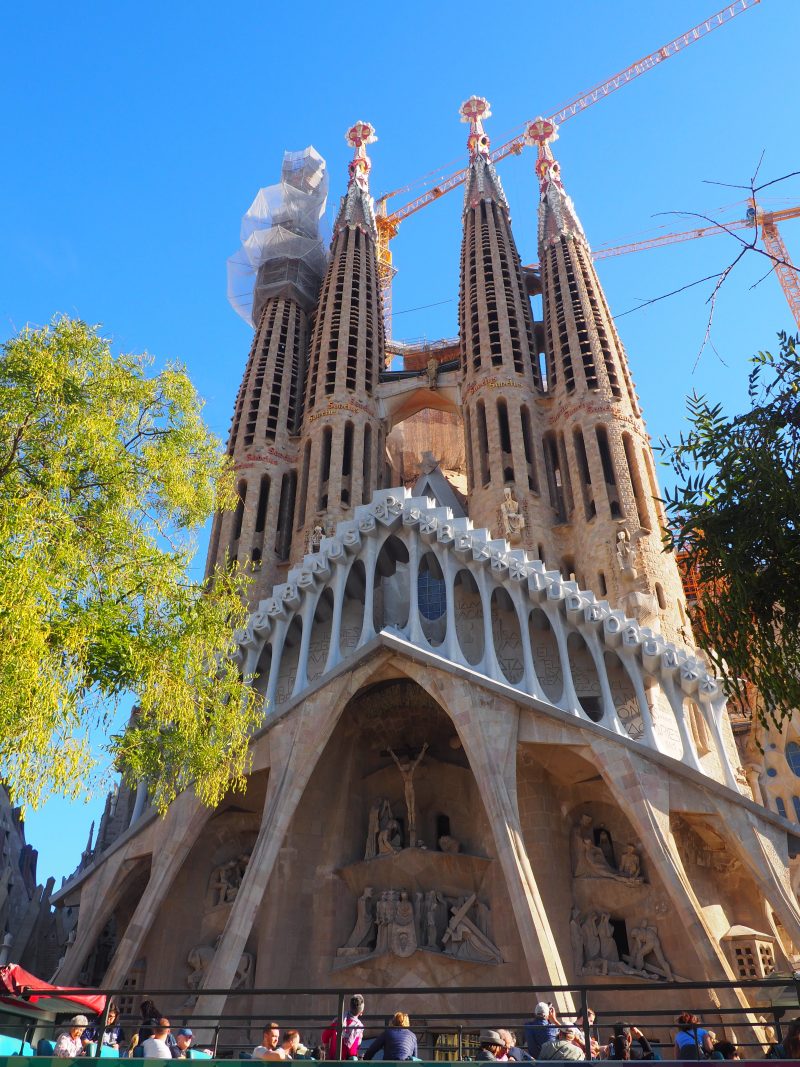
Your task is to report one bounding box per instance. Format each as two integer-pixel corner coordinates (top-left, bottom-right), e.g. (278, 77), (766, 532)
(3, 974), (799, 1060)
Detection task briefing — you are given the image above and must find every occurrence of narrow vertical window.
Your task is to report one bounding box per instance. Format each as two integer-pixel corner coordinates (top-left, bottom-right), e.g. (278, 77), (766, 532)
(275, 471), (297, 561)
(497, 399), (514, 483)
(573, 427), (595, 521)
(255, 474), (270, 534)
(477, 401), (490, 486)
(341, 421), (354, 505)
(318, 426), (332, 511)
(362, 424), (373, 504)
(595, 425), (622, 519)
(297, 440), (311, 529)
(623, 432), (650, 531)
(520, 405), (538, 492)
(233, 479), (247, 541)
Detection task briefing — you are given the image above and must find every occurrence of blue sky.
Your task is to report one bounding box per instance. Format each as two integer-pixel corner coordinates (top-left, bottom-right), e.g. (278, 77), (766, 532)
(2, 0), (798, 886)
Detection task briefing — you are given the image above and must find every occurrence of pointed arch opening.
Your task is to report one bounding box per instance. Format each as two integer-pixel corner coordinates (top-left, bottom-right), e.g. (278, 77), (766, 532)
(491, 587), (523, 684)
(528, 608), (563, 703)
(454, 569), (484, 665)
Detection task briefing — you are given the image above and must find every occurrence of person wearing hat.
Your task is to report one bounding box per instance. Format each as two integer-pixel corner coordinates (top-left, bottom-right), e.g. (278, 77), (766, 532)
(538, 1028), (584, 1061)
(524, 1003), (560, 1058)
(54, 1015), (89, 1058)
(476, 1029), (507, 1061)
(174, 1029), (194, 1058)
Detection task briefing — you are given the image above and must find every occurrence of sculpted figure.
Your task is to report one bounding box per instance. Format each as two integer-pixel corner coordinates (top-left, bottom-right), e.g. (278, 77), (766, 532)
(597, 912), (620, 963)
(426, 355), (439, 389)
(388, 743), (428, 847)
(438, 834), (460, 854)
(615, 528), (638, 577)
(619, 844), (643, 880)
(629, 923), (673, 980)
(442, 893), (502, 965)
(501, 487), (525, 544)
(341, 887), (376, 952)
(389, 889), (418, 958)
(310, 524), (324, 551)
(569, 907), (584, 974)
(377, 818), (402, 855)
(364, 800), (382, 860)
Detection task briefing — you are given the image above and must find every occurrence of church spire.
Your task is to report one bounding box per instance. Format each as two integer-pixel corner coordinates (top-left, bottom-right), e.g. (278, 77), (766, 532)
(528, 117), (691, 645)
(457, 96), (550, 553)
(333, 120), (379, 237)
(296, 121), (384, 561)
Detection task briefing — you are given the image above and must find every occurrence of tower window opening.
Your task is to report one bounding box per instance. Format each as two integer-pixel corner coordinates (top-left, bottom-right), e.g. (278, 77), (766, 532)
(595, 425), (622, 519)
(477, 401), (490, 486)
(776, 797), (787, 819)
(362, 424), (373, 505)
(318, 426), (332, 511)
(520, 405), (538, 492)
(341, 421), (354, 506)
(497, 399), (515, 483)
(464, 410), (474, 488)
(786, 741), (800, 777)
(622, 432), (651, 531)
(275, 470), (297, 561)
(573, 427), (595, 521)
(233, 479), (247, 541)
(255, 473), (271, 535)
(297, 440), (311, 529)
(544, 431), (569, 523)
(655, 582), (667, 611)
(598, 571), (607, 597)
(251, 546), (262, 568)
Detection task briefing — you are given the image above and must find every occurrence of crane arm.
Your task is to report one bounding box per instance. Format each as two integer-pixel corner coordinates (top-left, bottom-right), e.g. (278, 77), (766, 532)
(380, 0), (760, 228)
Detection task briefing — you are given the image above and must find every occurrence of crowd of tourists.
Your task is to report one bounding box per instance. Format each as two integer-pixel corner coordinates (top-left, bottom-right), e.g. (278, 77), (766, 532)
(50, 993), (799, 1061)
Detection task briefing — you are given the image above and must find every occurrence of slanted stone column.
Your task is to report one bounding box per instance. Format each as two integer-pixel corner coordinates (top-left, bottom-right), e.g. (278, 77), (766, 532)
(399, 660), (574, 1012)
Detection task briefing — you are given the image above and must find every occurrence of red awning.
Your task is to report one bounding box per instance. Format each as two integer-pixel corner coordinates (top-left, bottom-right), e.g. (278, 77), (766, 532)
(0, 964), (106, 1014)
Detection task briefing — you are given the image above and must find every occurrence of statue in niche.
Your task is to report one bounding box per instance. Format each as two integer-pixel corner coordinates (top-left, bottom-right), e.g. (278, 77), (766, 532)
(426, 355), (439, 390)
(597, 912), (620, 964)
(615, 528), (638, 578)
(571, 910), (637, 977)
(207, 852), (251, 908)
(425, 889), (446, 949)
(628, 923), (673, 980)
(501, 487), (526, 544)
(571, 815), (643, 883)
(375, 890), (398, 955)
(597, 828), (615, 868)
(619, 844), (643, 880)
(442, 893), (503, 964)
(339, 887), (376, 956)
(388, 743), (428, 847)
(438, 834), (460, 854)
(389, 890), (418, 957)
(310, 524), (324, 551)
(377, 818), (402, 855)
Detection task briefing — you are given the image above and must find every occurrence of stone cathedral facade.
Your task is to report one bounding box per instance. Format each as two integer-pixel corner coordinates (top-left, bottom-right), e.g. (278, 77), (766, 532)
(50, 104), (800, 1045)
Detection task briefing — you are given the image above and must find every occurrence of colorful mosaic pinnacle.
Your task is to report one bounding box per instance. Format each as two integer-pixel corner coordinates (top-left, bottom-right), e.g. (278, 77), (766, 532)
(346, 120), (377, 187)
(525, 116), (562, 192)
(459, 96), (492, 158)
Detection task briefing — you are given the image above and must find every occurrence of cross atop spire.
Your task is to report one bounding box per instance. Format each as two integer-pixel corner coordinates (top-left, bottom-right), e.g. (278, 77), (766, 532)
(459, 96), (492, 160)
(345, 121), (377, 190)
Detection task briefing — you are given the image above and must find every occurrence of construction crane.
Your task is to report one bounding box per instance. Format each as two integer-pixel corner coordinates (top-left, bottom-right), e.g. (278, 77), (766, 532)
(375, 0), (760, 336)
(588, 201), (800, 329)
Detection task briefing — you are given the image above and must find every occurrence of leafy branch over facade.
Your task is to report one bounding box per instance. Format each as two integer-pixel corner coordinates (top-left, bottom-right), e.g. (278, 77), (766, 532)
(0, 318), (262, 812)
(660, 332), (800, 726)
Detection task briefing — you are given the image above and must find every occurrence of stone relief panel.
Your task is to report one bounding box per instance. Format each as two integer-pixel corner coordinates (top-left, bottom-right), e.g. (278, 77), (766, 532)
(186, 939), (254, 993)
(336, 886), (501, 969)
(206, 852), (251, 909)
(570, 813), (645, 884)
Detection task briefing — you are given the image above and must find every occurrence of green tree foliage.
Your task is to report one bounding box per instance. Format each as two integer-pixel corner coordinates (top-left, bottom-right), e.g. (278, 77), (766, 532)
(0, 318), (262, 811)
(660, 332), (800, 725)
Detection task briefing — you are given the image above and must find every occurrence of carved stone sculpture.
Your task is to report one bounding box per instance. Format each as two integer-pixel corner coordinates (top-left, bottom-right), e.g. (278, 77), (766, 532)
(310, 524), (324, 551)
(207, 852), (251, 908)
(389, 890), (418, 957)
(500, 487), (525, 544)
(377, 819), (402, 855)
(628, 923), (673, 980)
(339, 887), (376, 955)
(426, 356), (439, 390)
(438, 834), (460, 854)
(619, 844), (642, 880)
(615, 528), (638, 578)
(187, 942), (253, 991)
(336, 884), (501, 965)
(388, 743), (428, 847)
(442, 893), (502, 965)
(571, 814), (644, 883)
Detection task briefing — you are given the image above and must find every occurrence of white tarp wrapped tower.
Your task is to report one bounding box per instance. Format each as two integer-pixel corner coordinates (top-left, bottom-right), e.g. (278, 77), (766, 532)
(227, 146), (330, 325)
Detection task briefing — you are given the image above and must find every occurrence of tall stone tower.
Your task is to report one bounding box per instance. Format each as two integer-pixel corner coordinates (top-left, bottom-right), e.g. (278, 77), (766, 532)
(457, 97), (551, 547)
(207, 148), (329, 604)
(527, 117), (689, 643)
(295, 122), (385, 560)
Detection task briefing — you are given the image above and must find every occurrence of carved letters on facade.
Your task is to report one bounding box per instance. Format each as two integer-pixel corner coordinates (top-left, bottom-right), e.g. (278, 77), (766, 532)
(337, 886), (501, 966)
